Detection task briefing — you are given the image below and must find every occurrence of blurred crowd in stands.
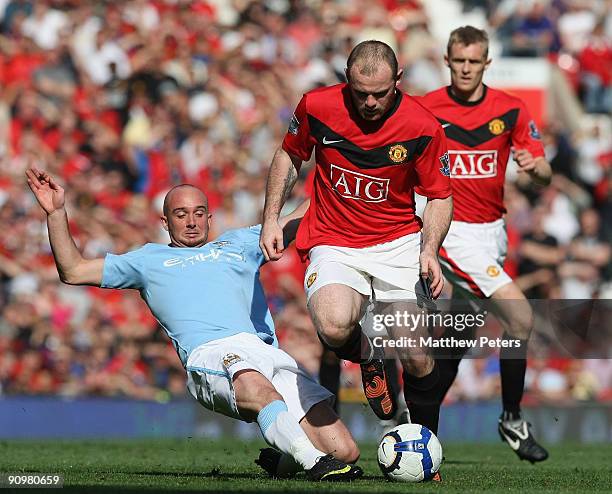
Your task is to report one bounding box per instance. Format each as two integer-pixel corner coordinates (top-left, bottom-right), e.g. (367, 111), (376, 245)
(0, 0), (610, 404)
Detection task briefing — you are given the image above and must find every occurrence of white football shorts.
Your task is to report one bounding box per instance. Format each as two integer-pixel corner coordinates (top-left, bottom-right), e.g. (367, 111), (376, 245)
(185, 332), (332, 422)
(304, 232), (424, 302)
(439, 219), (512, 298)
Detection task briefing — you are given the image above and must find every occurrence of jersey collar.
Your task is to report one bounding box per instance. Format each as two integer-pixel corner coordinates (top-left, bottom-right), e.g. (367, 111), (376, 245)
(384, 89), (403, 119)
(446, 84), (488, 107)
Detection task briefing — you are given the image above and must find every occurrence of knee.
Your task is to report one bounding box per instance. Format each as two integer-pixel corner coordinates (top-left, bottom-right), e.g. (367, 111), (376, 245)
(505, 308), (533, 341)
(401, 354), (434, 378)
(333, 439), (360, 464)
(310, 306), (355, 348)
(319, 325), (353, 348)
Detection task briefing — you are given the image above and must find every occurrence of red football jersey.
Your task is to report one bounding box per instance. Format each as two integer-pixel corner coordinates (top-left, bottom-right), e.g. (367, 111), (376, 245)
(419, 86), (545, 223)
(283, 83), (451, 257)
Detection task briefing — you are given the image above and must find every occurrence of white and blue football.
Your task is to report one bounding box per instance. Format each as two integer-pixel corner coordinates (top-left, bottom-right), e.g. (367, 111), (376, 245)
(377, 423), (443, 482)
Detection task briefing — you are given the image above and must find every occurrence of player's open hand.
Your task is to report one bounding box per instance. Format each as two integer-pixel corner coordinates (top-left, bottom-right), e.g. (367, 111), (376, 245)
(26, 167), (65, 215)
(419, 250), (444, 299)
(260, 220), (285, 261)
(513, 148), (536, 173)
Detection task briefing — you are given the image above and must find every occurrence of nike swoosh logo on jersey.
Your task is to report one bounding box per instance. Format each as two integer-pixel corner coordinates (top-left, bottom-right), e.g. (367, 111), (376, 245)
(442, 123), (451, 128)
(308, 114), (432, 169)
(499, 429), (521, 450)
(322, 136), (343, 144)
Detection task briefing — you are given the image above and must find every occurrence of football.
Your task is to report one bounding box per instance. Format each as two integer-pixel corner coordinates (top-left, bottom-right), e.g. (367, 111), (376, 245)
(377, 423), (443, 482)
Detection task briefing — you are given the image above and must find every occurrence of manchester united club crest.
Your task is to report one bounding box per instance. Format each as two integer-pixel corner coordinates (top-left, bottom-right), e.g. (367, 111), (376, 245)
(389, 144), (408, 163)
(487, 265), (501, 277)
(307, 272), (317, 288)
(488, 119), (505, 136)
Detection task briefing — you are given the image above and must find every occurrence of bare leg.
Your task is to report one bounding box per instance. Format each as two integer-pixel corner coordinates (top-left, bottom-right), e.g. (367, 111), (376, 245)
(308, 283), (367, 348)
(233, 369), (325, 470)
(491, 282), (533, 418)
(299, 401), (360, 463)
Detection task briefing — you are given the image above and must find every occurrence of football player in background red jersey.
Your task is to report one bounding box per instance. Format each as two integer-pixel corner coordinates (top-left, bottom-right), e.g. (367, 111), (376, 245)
(412, 26), (551, 464)
(260, 41), (453, 444)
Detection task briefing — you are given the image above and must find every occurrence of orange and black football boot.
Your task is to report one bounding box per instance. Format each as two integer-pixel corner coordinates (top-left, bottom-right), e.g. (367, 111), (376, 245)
(360, 358), (397, 420)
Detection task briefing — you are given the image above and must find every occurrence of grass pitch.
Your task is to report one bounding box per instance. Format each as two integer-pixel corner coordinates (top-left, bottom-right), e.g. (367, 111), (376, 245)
(0, 439), (610, 493)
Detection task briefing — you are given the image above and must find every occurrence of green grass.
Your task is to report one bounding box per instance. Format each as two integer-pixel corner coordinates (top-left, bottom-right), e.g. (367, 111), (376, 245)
(0, 439), (610, 493)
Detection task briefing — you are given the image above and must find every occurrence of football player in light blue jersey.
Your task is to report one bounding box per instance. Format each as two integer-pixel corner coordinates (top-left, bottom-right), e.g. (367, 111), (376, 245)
(26, 167), (362, 482)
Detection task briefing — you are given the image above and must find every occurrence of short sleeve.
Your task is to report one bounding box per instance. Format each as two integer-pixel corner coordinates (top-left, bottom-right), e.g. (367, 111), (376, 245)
(101, 247), (147, 289)
(414, 125), (452, 199)
(222, 225), (266, 266)
(511, 100), (545, 158)
(282, 94), (317, 162)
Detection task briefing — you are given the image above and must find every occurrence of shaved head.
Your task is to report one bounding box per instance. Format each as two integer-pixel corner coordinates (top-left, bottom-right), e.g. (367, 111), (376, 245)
(161, 184), (212, 248)
(346, 40), (398, 78)
(163, 184), (208, 217)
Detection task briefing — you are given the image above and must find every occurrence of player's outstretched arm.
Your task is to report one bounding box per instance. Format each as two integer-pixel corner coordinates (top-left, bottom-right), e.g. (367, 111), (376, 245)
(279, 198), (310, 247)
(26, 167), (104, 286)
(260, 146), (302, 261)
(420, 195), (453, 299)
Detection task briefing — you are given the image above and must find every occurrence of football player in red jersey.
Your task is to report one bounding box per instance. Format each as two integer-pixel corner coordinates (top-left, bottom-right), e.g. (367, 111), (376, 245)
(411, 26), (551, 464)
(260, 41), (453, 430)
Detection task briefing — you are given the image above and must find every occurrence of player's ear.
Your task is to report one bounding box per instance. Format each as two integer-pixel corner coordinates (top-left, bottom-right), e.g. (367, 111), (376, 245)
(395, 69), (403, 85)
(160, 215), (169, 231)
(444, 54), (450, 67)
(344, 67), (350, 83)
(484, 57), (492, 70)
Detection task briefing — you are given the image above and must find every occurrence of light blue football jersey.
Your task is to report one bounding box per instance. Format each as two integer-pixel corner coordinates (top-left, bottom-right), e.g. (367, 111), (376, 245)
(101, 225), (277, 366)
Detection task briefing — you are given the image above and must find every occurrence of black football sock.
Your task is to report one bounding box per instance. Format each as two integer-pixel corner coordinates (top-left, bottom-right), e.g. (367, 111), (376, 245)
(433, 322), (475, 399)
(403, 361), (441, 433)
(318, 324), (365, 364)
(404, 357), (465, 434)
(434, 356), (462, 402)
(384, 358), (400, 405)
(318, 349), (341, 413)
(499, 331), (528, 420)
(318, 325), (372, 413)
(405, 320), (475, 432)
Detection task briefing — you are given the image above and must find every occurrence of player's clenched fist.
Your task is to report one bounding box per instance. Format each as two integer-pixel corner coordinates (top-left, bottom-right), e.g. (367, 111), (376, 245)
(25, 167), (65, 215)
(419, 249), (444, 299)
(259, 220), (284, 261)
(512, 148), (537, 173)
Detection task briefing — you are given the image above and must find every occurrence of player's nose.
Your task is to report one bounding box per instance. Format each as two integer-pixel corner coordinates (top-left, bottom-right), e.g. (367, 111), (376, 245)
(365, 94), (377, 107)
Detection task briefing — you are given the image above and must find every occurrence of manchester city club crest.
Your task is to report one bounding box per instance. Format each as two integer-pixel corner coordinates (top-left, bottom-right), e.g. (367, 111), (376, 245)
(389, 144), (408, 163)
(223, 353), (243, 368)
(488, 118), (505, 135)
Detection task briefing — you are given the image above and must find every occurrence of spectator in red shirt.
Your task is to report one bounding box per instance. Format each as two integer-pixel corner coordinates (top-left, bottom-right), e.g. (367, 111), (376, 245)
(579, 19), (612, 114)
